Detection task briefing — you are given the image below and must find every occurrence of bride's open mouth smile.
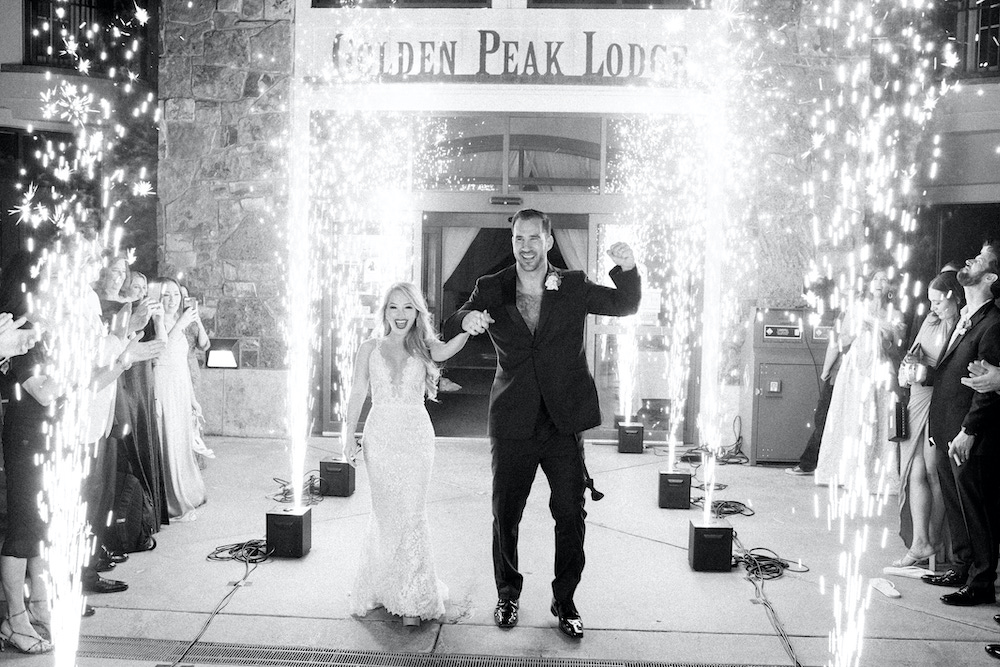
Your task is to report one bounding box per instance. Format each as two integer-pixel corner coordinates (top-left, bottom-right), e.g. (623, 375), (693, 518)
(394, 319), (410, 329)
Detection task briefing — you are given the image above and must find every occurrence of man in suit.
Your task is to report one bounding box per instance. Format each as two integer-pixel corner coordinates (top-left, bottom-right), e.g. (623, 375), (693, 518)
(921, 242), (1000, 608)
(446, 209), (640, 639)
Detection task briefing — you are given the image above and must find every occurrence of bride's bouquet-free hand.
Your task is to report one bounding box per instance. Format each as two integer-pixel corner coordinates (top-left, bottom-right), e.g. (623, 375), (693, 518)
(341, 435), (363, 466)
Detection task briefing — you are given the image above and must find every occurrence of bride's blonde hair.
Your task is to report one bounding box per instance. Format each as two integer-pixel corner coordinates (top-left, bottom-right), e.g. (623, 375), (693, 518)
(377, 282), (441, 400)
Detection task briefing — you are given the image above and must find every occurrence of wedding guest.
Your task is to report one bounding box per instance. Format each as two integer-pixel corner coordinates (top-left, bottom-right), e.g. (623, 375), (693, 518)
(921, 243), (1000, 607)
(151, 277), (207, 521)
(814, 267), (905, 496)
(892, 271), (963, 568)
(108, 268), (169, 541)
(178, 284), (212, 466)
(340, 282), (469, 627)
(786, 307), (843, 476)
(962, 358), (1000, 394)
(0, 252), (48, 654)
(1, 247), (160, 651)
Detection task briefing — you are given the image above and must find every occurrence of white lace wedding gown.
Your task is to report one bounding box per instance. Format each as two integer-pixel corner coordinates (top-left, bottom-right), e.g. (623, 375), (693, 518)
(350, 339), (447, 620)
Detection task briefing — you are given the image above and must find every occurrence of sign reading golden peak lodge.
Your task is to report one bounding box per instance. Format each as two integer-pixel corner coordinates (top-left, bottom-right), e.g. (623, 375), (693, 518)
(298, 12), (714, 85)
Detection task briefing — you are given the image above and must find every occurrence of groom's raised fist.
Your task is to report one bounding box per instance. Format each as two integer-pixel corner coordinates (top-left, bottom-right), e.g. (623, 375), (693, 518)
(607, 242), (636, 271)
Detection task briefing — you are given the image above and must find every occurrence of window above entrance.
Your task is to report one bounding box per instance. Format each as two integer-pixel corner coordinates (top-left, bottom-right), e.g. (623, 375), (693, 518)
(313, 0), (490, 7)
(528, 0), (706, 7)
(415, 113), (627, 194)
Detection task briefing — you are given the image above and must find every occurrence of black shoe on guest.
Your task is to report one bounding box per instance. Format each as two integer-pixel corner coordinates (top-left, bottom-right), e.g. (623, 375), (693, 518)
(986, 644), (1000, 660)
(494, 599), (518, 629)
(940, 585), (995, 606)
(102, 546), (128, 564)
(921, 569), (966, 587)
(82, 605), (96, 618)
(994, 614), (1000, 627)
(550, 598), (584, 639)
(94, 557), (116, 573)
(82, 576), (128, 594)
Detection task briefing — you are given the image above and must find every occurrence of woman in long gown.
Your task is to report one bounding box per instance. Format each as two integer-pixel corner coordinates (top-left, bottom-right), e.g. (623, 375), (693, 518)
(892, 271), (963, 566)
(97, 263), (170, 537)
(150, 277), (207, 521)
(340, 282), (470, 627)
(815, 268), (906, 496)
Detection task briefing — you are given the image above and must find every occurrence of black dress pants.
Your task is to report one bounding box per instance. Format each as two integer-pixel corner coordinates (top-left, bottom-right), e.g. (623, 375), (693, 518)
(945, 445), (1000, 589)
(934, 440), (974, 580)
(491, 406), (587, 604)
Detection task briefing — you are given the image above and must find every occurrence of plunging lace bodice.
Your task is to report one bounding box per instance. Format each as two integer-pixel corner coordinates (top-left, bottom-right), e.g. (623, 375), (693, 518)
(351, 337), (447, 620)
(368, 339), (427, 406)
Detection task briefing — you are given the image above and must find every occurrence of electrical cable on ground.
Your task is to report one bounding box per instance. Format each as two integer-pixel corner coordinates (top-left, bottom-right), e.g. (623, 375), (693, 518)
(732, 532), (808, 667)
(270, 470), (325, 505)
(165, 538), (274, 667)
(690, 497), (754, 517)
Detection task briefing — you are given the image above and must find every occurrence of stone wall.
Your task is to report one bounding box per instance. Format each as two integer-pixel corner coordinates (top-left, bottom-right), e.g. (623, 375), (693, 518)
(158, 0), (292, 373)
(158, 0), (294, 434)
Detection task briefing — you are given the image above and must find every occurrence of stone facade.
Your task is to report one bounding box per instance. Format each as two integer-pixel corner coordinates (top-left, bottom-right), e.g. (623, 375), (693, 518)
(159, 0), (293, 433)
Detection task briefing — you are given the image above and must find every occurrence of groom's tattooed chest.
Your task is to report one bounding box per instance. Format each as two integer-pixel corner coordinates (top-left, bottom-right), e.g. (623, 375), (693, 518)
(516, 291), (542, 333)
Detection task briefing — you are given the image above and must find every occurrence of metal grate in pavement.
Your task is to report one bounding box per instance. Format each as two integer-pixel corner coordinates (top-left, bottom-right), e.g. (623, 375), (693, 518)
(78, 635), (770, 667)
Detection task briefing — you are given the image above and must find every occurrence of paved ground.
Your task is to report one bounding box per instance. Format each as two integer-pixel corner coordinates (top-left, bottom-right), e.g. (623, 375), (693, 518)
(4, 435), (999, 666)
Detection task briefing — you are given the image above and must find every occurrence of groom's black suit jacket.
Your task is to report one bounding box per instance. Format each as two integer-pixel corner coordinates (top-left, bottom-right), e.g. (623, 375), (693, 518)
(928, 301), (1000, 450)
(447, 264), (641, 439)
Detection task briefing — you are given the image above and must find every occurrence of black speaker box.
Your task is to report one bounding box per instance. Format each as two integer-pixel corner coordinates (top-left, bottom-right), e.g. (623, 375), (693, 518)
(319, 457), (356, 496)
(617, 422), (644, 453)
(658, 472), (691, 509)
(688, 517), (733, 572)
(266, 506), (312, 558)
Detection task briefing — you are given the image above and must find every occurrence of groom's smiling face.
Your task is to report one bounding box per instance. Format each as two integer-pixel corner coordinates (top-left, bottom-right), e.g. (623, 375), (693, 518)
(512, 216), (553, 274)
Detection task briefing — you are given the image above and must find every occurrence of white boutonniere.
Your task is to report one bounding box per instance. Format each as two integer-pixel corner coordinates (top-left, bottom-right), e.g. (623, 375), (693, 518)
(545, 272), (561, 291)
(955, 317), (971, 337)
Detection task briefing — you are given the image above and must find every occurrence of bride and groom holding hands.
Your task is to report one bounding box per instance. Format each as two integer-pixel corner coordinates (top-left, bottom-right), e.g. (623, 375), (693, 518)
(339, 208), (641, 637)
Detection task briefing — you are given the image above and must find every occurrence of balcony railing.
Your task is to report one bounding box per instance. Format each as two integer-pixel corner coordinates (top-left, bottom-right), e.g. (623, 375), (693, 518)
(956, 0), (1000, 75)
(22, 0), (151, 78)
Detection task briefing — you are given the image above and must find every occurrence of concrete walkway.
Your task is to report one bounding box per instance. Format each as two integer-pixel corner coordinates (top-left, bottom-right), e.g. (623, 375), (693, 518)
(6, 435), (998, 666)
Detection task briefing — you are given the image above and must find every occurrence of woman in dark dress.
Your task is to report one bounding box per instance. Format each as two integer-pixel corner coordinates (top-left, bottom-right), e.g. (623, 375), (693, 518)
(94, 260), (169, 539)
(0, 251), (53, 654)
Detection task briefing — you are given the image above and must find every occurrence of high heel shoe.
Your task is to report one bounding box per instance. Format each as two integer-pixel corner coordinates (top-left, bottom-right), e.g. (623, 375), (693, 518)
(892, 547), (937, 569)
(26, 600), (51, 641)
(402, 615), (420, 627)
(0, 611), (54, 654)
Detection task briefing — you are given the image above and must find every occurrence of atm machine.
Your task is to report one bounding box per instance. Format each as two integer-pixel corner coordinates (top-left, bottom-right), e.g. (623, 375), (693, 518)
(748, 308), (829, 464)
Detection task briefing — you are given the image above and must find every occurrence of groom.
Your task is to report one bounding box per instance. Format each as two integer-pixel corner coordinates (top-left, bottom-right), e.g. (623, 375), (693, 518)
(446, 209), (641, 639)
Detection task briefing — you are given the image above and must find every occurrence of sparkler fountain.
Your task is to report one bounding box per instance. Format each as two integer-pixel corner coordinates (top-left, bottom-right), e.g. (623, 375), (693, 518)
(8, 3), (158, 663)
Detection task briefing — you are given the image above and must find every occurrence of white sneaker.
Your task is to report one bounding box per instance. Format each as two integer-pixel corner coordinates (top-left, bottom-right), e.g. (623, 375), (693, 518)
(784, 465), (813, 476)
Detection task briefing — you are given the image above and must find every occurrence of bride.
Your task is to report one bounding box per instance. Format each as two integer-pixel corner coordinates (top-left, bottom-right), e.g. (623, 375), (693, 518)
(340, 282), (470, 627)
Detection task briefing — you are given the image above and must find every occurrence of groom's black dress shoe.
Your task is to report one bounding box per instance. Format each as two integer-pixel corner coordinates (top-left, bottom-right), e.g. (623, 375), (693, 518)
(940, 585), (995, 606)
(550, 599), (583, 639)
(921, 569), (966, 587)
(994, 614), (1000, 626)
(986, 644), (1000, 660)
(494, 599), (518, 628)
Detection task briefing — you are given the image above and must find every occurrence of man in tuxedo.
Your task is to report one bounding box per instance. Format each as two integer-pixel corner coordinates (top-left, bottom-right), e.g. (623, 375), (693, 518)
(446, 209), (640, 639)
(921, 242), (1000, 608)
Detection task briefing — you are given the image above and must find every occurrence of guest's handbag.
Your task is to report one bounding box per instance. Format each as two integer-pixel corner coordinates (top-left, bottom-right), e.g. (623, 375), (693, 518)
(899, 341), (929, 386)
(888, 396), (909, 442)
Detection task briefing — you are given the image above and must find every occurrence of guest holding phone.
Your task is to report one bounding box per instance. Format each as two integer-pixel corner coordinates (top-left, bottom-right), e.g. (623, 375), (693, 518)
(150, 278), (207, 521)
